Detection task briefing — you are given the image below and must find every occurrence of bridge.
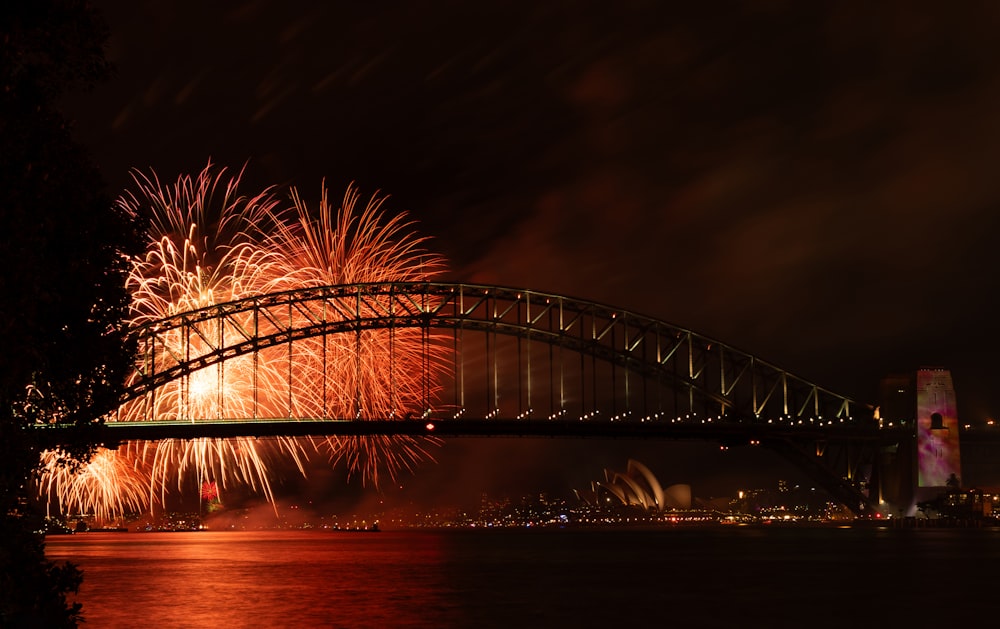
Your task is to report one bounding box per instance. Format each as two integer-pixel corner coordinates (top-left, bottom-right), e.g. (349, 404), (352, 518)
(41, 282), (911, 516)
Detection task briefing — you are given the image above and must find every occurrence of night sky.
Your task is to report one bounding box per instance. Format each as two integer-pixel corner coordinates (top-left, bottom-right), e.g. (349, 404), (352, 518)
(60, 1), (1000, 505)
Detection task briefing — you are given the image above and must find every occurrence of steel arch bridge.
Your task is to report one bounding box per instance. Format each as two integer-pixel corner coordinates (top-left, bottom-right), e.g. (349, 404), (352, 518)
(68, 282), (905, 515)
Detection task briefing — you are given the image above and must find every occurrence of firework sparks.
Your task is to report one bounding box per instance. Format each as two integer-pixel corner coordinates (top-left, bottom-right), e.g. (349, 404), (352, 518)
(37, 163), (447, 521)
(260, 184), (448, 486)
(38, 448), (150, 524)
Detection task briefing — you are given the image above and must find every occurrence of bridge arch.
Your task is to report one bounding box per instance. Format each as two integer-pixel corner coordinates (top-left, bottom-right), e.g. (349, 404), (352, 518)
(110, 282), (890, 515)
(122, 282), (866, 424)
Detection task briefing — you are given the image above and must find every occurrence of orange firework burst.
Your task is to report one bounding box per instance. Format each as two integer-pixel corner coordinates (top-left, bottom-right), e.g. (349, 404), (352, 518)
(38, 448), (150, 523)
(116, 164), (307, 510)
(37, 163), (447, 520)
(260, 183), (448, 486)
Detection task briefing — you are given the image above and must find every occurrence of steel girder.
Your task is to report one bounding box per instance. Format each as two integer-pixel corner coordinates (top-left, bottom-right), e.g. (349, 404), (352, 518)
(123, 282), (868, 424)
(109, 282), (889, 515)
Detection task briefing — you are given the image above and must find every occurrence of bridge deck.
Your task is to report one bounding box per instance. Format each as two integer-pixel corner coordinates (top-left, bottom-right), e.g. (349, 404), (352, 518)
(34, 419), (903, 446)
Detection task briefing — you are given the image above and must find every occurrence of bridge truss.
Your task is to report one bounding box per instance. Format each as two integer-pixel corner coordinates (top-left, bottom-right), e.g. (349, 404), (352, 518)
(101, 282), (896, 514)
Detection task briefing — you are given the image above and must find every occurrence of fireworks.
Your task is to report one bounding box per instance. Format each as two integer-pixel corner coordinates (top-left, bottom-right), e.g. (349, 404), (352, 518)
(259, 183), (447, 487)
(38, 448), (150, 524)
(38, 164), (446, 521)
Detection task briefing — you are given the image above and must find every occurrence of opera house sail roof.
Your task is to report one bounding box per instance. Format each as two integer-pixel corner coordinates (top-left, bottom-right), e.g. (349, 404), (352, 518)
(574, 459), (692, 511)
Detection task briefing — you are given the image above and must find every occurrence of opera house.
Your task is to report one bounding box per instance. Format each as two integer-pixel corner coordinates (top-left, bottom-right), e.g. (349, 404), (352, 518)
(574, 459), (693, 511)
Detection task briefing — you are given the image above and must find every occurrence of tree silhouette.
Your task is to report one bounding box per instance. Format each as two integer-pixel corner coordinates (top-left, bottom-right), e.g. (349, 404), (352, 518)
(1, 2), (139, 626)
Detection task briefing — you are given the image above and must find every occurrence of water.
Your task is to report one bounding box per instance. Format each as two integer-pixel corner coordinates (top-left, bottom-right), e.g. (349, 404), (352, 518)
(46, 526), (1000, 628)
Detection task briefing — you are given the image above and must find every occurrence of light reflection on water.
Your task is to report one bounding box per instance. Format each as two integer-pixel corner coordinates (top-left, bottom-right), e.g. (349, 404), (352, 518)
(47, 527), (1000, 628)
(47, 531), (459, 628)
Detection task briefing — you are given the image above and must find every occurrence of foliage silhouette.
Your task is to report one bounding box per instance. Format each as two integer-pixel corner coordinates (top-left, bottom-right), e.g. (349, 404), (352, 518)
(1, 1), (139, 625)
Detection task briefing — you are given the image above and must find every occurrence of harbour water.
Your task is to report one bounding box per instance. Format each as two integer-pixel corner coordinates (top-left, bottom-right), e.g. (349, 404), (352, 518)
(46, 526), (1000, 627)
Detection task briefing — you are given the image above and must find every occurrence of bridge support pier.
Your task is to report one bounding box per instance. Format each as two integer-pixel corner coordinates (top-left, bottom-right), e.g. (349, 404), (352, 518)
(874, 434), (917, 517)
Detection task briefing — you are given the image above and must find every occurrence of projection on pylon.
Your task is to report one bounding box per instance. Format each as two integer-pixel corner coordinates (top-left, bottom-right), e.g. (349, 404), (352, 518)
(916, 368), (962, 487)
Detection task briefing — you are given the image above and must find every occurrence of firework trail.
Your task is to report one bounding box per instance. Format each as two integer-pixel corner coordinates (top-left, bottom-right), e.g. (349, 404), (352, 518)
(38, 164), (446, 520)
(38, 448), (150, 524)
(260, 184), (447, 486)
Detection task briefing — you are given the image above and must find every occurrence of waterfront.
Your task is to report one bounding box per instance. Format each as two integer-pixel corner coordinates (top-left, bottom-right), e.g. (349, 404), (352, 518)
(46, 527), (1000, 627)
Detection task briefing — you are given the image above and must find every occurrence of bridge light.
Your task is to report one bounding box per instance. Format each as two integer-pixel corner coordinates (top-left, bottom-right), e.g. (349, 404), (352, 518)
(425, 422), (435, 431)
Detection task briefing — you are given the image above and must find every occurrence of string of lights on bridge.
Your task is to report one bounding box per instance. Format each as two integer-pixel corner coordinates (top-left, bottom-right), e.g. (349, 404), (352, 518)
(438, 407), (859, 426)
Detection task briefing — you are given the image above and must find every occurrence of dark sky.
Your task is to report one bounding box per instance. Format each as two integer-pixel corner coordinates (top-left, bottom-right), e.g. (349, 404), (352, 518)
(61, 1), (1000, 503)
